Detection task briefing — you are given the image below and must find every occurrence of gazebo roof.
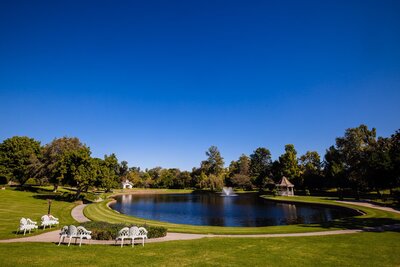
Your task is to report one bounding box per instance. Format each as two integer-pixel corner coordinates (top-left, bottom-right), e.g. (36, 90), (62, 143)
(277, 176), (294, 187)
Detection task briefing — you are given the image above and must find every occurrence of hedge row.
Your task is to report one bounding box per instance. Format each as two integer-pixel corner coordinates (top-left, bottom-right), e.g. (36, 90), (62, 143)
(80, 221), (167, 240)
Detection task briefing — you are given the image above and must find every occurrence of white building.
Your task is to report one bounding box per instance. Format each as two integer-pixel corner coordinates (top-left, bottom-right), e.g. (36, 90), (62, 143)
(121, 179), (133, 189)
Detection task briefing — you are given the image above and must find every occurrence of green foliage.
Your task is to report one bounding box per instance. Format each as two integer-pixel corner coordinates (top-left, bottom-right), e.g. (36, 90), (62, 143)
(277, 144), (300, 183)
(0, 136), (41, 185)
(249, 147), (272, 189)
(299, 151), (323, 189)
(80, 221), (167, 240)
(201, 146), (225, 177)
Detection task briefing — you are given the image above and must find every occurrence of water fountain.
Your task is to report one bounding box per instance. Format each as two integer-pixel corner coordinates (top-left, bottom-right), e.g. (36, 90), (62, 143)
(221, 187), (237, 196)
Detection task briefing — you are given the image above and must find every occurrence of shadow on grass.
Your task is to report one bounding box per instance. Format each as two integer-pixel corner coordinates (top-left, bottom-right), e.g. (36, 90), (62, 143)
(300, 217), (400, 232)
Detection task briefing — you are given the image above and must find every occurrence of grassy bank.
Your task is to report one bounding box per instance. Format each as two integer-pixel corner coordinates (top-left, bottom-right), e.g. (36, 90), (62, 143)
(84, 194), (400, 234)
(0, 232), (399, 266)
(0, 188), (76, 239)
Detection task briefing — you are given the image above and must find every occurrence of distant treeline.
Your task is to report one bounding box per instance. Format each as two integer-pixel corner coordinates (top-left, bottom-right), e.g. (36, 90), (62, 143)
(0, 124), (399, 199)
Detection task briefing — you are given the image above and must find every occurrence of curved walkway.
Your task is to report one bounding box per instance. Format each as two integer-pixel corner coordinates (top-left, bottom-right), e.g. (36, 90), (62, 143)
(71, 204), (90, 223)
(336, 200), (400, 214)
(1, 201), (399, 245)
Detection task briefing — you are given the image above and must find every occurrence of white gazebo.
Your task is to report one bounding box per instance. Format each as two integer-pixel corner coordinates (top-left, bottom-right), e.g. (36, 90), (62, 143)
(276, 176), (294, 196)
(121, 179), (133, 189)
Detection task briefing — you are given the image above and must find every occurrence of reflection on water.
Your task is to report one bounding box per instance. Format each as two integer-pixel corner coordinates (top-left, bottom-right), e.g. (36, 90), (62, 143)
(110, 193), (358, 227)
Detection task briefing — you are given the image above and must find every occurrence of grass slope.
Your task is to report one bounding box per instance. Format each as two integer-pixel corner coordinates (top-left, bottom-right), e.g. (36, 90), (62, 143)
(0, 232), (399, 266)
(0, 188), (76, 239)
(84, 195), (400, 234)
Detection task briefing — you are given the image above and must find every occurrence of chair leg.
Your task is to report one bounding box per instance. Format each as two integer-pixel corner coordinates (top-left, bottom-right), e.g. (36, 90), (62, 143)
(79, 238), (82, 247)
(68, 237), (72, 247)
(121, 238), (124, 247)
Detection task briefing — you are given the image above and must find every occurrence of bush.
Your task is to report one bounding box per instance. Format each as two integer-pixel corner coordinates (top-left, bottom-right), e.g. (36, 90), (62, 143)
(271, 188), (277, 197)
(80, 221), (167, 240)
(392, 188), (400, 203)
(0, 176), (8, 185)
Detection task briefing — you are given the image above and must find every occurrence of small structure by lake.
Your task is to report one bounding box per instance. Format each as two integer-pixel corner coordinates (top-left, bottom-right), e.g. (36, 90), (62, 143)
(121, 179), (133, 189)
(276, 176), (294, 196)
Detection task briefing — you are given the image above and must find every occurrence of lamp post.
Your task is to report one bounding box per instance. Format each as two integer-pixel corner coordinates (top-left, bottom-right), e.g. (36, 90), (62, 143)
(47, 199), (52, 215)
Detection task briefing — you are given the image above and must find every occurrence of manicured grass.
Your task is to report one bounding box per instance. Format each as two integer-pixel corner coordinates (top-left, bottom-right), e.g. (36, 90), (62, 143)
(0, 188), (77, 239)
(0, 232), (399, 266)
(84, 194), (400, 234)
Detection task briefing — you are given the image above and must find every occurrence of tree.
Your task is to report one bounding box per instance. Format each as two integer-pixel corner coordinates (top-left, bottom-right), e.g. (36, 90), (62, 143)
(249, 147), (272, 189)
(324, 146), (347, 199)
(335, 125), (376, 198)
(365, 137), (393, 197)
(64, 147), (97, 199)
(0, 136), (41, 185)
(118, 160), (129, 180)
(278, 144), (300, 183)
(201, 146), (225, 176)
(299, 151), (323, 189)
(96, 154), (120, 192)
(389, 130), (400, 191)
(40, 137), (88, 191)
(227, 154), (252, 189)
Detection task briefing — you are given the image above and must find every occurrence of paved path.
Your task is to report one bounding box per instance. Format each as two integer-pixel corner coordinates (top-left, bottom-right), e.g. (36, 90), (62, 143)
(336, 200), (400, 214)
(0, 228), (366, 245)
(1, 200), (399, 245)
(71, 204), (90, 223)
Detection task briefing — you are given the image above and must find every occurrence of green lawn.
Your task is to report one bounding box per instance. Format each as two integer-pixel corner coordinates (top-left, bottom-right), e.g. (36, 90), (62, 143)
(0, 188), (77, 239)
(0, 232), (399, 266)
(84, 194), (400, 234)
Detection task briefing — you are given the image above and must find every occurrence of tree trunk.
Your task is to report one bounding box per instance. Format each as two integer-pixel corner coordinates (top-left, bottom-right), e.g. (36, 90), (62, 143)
(338, 187), (343, 200)
(53, 184), (58, 192)
(376, 188), (382, 199)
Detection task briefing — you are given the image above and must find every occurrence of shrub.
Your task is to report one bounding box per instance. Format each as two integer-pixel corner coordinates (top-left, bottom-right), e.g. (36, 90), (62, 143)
(80, 221), (167, 240)
(271, 188), (277, 197)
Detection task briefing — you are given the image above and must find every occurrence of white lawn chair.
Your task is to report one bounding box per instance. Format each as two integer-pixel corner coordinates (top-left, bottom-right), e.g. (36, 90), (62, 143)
(135, 227), (148, 246)
(18, 218), (38, 235)
(41, 215), (59, 230)
(115, 227), (131, 247)
(74, 226), (92, 247)
(58, 226), (69, 246)
(130, 226), (148, 247)
(49, 215), (59, 225)
(58, 225), (92, 247)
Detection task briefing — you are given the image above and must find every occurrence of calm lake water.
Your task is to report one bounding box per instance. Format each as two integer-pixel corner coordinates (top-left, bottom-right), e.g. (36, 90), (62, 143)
(110, 193), (359, 227)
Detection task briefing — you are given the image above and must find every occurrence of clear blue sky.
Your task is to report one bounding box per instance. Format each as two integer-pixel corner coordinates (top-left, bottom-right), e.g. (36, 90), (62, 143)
(0, 0), (399, 170)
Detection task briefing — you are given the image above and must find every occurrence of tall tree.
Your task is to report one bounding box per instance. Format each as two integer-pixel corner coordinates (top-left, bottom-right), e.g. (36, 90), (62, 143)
(324, 146), (347, 199)
(299, 151), (322, 189)
(366, 137), (393, 197)
(278, 144), (300, 182)
(228, 154), (252, 189)
(97, 154), (120, 192)
(249, 147), (272, 189)
(389, 130), (400, 191)
(0, 136), (41, 185)
(65, 147), (96, 199)
(335, 125), (376, 198)
(40, 137), (88, 191)
(201, 146), (225, 176)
